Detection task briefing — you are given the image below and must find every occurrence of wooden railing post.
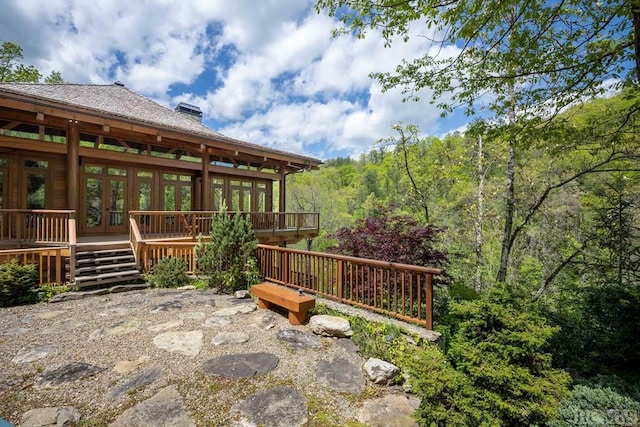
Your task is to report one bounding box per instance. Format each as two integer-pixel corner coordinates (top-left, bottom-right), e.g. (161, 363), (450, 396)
(336, 259), (343, 301)
(426, 273), (433, 330)
(55, 248), (62, 284)
(16, 212), (22, 248)
(129, 214), (143, 270)
(282, 250), (290, 284)
(68, 212), (77, 285)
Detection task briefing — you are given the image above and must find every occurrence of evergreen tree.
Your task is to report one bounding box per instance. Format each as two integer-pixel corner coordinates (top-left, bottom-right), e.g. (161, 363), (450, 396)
(195, 206), (258, 292)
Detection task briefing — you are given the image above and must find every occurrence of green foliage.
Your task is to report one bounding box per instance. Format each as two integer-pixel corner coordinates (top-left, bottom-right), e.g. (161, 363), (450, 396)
(150, 257), (190, 288)
(404, 344), (486, 426)
(316, 1), (635, 124)
(548, 385), (640, 427)
(0, 259), (39, 307)
(422, 285), (569, 425)
(195, 207), (258, 292)
(30, 284), (69, 303)
(0, 40), (63, 83)
(349, 315), (406, 364)
(575, 375), (640, 403)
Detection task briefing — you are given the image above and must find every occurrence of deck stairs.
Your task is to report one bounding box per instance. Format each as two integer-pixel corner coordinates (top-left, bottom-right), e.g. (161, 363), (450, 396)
(68, 242), (142, 288)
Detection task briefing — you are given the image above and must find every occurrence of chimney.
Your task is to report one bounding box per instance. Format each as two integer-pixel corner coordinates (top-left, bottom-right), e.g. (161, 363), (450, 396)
(174, 102), (203, 123)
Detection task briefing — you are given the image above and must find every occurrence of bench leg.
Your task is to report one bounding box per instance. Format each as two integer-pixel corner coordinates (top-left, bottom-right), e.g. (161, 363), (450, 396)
(288, 310), (307, 325)
(257, 298), (271, 310)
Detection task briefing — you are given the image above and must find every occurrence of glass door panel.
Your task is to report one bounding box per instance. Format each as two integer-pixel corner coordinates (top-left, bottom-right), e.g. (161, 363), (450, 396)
(107, 178), (125, 231)
(85, 177), (103, 230)
(26, 173), (46, 209)
(180, 186), (192, 211)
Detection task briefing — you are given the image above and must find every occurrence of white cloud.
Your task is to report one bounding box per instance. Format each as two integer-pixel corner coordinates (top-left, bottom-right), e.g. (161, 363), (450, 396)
(0, 0), (466, 160)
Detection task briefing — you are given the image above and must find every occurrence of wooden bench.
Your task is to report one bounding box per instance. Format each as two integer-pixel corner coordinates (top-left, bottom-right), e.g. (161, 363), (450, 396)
(251, 282), (316, 325)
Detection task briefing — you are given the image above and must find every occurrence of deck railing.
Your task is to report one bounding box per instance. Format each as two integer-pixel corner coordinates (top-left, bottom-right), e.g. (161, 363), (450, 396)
(0, 210), (76, 285)
(256, 244), (440, 329)
(129, 211), (319, 240)
(0, 209), (76, 246)
(0, 246), (68, 284)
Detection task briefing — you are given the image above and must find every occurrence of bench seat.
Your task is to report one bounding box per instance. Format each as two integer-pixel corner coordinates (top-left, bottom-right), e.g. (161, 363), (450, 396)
(251, 282), (315, 325)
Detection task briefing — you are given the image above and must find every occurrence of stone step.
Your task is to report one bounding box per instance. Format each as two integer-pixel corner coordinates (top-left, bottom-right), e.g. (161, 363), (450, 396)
(75, 248), (133, 259)
(73, 262), (138, 275)
(75, 254), (135, 266)
(71, 274), (142, 289)
(73, 270), (141, 287)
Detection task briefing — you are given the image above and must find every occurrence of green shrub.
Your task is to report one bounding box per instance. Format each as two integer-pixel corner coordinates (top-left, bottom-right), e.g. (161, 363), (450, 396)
(403, 344), (486, 426)
(195, 207), (259, 292)
(404, 283), (571, 426)
(150, 257), (190, 288)
(576, 374), (640, 402)
(548, 384), (640, 427)
(439, 283), (571, 426)
(30, 283), (69, 303)
(349, 315), (405, 362)
(0, 259), (39, 307)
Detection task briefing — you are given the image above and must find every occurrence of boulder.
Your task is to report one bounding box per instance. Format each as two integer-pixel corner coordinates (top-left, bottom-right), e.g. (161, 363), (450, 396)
(309, 315), (352, 338)
(234, 290), (250, 299)
(363, 358), (400, 385)
(11, 345), (58, 364)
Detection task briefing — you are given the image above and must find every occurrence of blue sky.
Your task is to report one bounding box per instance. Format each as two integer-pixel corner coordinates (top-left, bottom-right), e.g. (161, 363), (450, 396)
(0, 0), (468, 161)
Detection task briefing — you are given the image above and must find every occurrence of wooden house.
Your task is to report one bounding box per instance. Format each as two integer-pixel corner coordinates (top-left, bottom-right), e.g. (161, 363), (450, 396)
(0, 82), (321, 286)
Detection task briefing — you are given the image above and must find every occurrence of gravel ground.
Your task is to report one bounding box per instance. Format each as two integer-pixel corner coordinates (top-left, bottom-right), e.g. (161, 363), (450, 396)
(0, 288), (396, 426)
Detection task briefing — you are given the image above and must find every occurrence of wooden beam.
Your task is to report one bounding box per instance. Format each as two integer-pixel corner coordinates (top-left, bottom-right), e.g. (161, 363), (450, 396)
(78, 146), (201, 171)
(0, 135), (67, 154)
(201, 149), (210, 210)
(1, 121), (20, 130)
(67, 120), (80, 211)
(208, 164), (279, 181)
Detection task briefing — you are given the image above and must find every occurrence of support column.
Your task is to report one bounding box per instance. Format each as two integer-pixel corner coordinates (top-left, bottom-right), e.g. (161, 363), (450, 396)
(279, 168), (287, 247)
(67, 120), (79, 211)
(193, 177), (202, 210)
(201, 148), (210, 211)
(279, 168), (286, 213)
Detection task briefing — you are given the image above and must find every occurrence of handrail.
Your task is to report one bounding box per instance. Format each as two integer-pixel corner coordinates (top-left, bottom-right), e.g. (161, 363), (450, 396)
(129, 215), (144, 269)
(256, 244), (440, 329)
(135, 239), (439, 329)
(129, 211), (320, 240)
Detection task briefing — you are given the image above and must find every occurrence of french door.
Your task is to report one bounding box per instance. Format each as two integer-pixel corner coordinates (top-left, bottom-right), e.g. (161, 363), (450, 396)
(82, 165), (127, 234)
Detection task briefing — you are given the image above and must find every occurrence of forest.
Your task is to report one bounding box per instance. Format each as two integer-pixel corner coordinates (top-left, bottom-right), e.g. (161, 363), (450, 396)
(286, 1), (640, 425)
(287, 79), (640, 427)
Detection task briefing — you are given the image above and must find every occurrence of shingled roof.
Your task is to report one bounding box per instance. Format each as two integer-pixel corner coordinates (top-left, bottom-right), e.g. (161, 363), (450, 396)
(0, 83), (321, 167)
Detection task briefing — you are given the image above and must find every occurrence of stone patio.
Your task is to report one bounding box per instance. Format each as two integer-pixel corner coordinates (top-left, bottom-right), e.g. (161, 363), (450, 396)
(0, 287), (420, 426)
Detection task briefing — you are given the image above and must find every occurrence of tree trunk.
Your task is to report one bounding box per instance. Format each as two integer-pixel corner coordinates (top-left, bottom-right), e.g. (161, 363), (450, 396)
(474, 134), (485, 292)
(497, 137), (516, 283)
(497, 73), (518, 283)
